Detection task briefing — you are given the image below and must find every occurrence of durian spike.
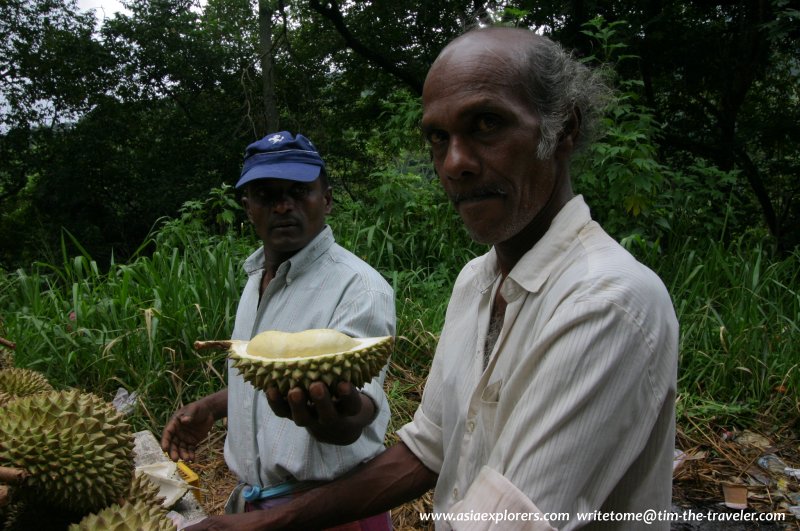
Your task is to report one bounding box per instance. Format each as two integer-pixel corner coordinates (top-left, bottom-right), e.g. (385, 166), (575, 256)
(193, 340), (232, 351)
(0, 467), (27, 485)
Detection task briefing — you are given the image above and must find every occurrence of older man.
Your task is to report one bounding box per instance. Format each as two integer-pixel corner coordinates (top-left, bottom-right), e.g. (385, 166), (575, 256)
(163, 132), (396, 530)
(187, 26), (678, 531)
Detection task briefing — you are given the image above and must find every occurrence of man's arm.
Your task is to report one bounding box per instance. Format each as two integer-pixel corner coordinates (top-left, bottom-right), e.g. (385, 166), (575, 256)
(186, 442), (437, 531)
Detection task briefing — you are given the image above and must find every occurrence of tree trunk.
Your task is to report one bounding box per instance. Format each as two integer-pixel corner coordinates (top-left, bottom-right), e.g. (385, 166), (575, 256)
(259, 0), (279, 133)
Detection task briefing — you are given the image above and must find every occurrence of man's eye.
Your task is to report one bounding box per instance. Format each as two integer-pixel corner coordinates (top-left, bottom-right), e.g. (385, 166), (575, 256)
(476, 115), (498, 133)
(289, 185), (311, 200)
(427, 130), (447, 145)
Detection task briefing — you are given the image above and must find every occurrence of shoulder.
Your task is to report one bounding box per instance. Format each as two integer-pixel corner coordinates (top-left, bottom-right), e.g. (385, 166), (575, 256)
(572, 222), (673, 313)
(323, 242), (394, 295)
(542, 221), (678, 359)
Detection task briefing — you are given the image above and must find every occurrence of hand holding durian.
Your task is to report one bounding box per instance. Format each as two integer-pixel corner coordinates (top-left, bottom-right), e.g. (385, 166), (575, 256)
(229, 329), (393, 445)
(192, 329), (393, 444)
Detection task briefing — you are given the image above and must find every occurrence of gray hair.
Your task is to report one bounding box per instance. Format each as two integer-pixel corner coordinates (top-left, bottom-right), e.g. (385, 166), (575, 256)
(515, 33), (611, 158)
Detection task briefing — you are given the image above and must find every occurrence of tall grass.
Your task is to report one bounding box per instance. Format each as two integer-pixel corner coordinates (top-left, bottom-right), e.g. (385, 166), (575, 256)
(633, 237), (800, 427)
(0, 223), (251, 430)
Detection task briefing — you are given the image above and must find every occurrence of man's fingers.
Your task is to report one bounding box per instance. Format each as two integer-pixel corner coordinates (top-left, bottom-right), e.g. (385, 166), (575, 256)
(286, 387), (314, 426)
(266, 386), (292, 418)
(334, 382), (362, 417)
(309, 382), (337, 425)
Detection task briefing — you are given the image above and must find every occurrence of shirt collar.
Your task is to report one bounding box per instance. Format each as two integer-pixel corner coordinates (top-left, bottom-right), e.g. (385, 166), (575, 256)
(472, 195), (591, 295)
(509, 195), (591, 294)
(243, 225), (335, 281)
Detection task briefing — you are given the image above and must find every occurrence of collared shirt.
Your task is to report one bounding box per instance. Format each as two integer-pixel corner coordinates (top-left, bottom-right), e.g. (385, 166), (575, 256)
(398, 196), (678, 530)
(225, 225), (396, 488)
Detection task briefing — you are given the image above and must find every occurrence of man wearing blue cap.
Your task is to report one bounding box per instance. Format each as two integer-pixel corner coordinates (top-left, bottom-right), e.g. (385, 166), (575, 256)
(162, 131), (396, 530)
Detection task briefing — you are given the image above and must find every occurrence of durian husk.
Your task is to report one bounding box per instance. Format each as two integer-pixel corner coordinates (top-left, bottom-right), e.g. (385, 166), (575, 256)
(0, 349), (13, 371)
(125, 469), (167, 509)
(0, 389), (134, 514)
(0, 368), (53, 403)
(68, 500), (176, 531)
(230, 329), (393, 395)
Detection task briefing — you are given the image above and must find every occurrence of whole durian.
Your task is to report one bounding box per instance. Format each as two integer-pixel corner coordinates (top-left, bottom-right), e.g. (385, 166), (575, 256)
(68, 500), (176, 531)
(0, 389), (134, 514)
(0, 368), (53, 404)
(229, 328), (393, 395)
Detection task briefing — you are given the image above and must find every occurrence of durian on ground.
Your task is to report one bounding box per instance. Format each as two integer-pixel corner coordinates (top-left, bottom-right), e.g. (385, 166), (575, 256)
(0, 389), (135, 514)
(0, 368), (53, 406)
(229, 328), (393, 395)
(68, 499), (176, 531)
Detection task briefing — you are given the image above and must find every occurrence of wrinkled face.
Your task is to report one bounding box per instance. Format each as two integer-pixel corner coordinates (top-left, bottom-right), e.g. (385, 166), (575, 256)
(242, 177), (332, 257)
(421, 34), (564, 246)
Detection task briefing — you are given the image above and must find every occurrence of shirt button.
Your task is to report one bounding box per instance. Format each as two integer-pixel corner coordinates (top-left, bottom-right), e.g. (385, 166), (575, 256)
(466, 420), (475, 433)
(453, 487), (459, 499)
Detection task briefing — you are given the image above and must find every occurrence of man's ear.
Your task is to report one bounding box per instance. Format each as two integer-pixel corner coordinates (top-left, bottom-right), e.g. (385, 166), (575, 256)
(556, 108), (581, 158)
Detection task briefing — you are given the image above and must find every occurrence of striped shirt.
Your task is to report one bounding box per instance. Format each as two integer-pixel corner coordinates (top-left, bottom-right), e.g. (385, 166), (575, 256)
(398, 196), (678, 530)
(225, 225), (396, 488)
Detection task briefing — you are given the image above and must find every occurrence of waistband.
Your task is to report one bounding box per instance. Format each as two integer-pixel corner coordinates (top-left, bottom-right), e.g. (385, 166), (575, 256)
(242, 479), (324, 502)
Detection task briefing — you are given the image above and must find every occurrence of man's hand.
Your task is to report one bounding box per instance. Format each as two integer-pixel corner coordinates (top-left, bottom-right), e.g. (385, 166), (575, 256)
(161, 400), (217, 462)
(266, 381), (374, 445)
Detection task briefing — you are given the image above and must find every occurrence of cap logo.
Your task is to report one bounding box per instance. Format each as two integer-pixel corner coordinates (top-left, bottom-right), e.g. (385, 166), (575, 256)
(267, 134), (284, 144)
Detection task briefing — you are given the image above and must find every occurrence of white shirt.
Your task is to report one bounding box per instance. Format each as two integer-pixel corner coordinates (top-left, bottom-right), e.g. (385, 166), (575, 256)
(398, 196), (678, 530)
(225, 225), (396, 488)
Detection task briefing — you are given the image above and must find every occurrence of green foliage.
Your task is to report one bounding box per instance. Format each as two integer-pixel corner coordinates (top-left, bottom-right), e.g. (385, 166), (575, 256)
(0, 219), (251, 430)
(0, 0), (108, 128)
(638, 236), (800, 426)
(573, 17), (669, 242)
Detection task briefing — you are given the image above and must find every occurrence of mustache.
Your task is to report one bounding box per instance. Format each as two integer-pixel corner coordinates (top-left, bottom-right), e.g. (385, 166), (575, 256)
(449, 186), (508, 205)
(270, 216), (300, 228)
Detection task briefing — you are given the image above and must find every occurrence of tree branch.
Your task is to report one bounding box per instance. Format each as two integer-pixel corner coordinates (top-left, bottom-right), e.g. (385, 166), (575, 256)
(308, 0), (423, 94)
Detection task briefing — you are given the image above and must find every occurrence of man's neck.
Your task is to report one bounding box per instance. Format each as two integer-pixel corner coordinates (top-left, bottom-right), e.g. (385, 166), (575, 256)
(494, 186), (573, 278)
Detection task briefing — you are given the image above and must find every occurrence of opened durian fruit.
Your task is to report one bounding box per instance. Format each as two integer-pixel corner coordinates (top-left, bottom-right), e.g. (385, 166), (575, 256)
(229, 329), (393, 395)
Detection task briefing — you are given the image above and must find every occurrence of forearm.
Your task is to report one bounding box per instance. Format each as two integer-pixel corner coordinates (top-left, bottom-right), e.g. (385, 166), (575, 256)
(197, 388), (228, 420)
(255, 442), (437, 530)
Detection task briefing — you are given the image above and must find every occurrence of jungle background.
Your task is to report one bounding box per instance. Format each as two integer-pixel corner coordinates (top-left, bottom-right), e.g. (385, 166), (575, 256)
(1, 0), (799, 525)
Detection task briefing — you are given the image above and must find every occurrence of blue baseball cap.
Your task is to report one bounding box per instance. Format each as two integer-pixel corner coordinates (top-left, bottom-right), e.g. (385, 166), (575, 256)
(236, 131), (325, 189)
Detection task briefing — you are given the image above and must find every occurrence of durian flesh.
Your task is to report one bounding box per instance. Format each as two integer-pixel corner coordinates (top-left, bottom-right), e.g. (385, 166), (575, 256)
(230, 329), (392, 394)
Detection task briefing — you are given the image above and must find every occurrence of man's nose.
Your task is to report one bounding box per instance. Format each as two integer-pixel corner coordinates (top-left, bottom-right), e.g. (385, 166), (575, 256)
(271, 193), (295, 213)
(440, 136), (479, 180)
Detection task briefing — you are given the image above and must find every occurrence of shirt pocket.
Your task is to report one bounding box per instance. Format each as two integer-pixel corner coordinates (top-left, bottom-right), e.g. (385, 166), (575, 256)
(478, 379), (503, 439)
